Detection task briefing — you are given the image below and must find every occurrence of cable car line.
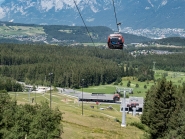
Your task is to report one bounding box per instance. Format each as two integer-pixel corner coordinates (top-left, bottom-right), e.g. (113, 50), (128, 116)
(73, 0), (124, 50)
(73, 0), (104, 59)
(112, 0), (119, 32)
(107, 0), (124, 50)
(110, 0), (128, 67)
(72, 0), (128, 89)
(73, 0), (96, 47)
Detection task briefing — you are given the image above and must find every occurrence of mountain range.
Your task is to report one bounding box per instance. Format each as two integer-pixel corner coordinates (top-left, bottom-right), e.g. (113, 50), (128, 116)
(0, 21), (152, 44)
(0, 0), (184, 30)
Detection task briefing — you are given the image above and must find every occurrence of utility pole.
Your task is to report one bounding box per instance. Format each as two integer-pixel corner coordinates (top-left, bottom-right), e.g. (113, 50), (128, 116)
(121, 91), (126, 127)
(49, 73), (53, 109)
(35, 85), (36, 104)
(14, 87), (16, 101)
(28, 88), (31, 103)
(153, 61), (156, 72)
(12, 84), (16, 101)
(82, 79), (84, 115)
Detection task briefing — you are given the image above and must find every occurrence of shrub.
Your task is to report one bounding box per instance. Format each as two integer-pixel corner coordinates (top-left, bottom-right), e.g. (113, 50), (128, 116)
(135, 84), (139, 88)
(144, 85), (147, 89)
(114, 118), (121, 123)
(130, 122), (146, 131)
(114, 82), (118, 85)
(137, 91), (141, 94)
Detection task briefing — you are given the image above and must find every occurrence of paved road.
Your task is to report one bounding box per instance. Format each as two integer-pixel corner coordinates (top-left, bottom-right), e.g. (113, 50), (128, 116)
(56, 87), (123, 104)
(57, 87), (90, 98)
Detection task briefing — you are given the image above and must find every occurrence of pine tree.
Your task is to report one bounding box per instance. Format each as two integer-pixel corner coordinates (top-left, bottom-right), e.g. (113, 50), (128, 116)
(141, 85), (156, 126)
(142, 79), (177, 139)
(163, 84), (185, 138)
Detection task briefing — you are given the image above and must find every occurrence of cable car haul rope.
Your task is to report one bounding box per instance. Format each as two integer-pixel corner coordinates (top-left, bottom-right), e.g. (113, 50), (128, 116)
(107, 0), (124, 49)
(73, 0), (125, 50)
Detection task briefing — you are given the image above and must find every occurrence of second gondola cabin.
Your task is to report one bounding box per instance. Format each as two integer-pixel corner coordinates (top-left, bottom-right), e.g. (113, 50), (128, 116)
(107, 33), (124, 49)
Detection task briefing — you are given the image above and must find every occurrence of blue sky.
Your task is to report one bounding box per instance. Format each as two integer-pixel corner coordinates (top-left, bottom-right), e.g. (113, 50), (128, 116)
(0, 0), (5, 4)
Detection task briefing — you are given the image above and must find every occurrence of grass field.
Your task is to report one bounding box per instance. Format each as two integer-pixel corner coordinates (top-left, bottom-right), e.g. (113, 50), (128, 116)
(0, 26), (45, 36)
(77, 70), (185, 98)
(9, 91), (145, 139)
(8, 70), (185, 138)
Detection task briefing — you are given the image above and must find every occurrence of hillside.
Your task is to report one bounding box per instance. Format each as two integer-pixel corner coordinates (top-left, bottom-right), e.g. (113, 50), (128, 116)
(1, 42), (185, 90)
(0, 21), (151, 44)
(154, 37), (185, 46)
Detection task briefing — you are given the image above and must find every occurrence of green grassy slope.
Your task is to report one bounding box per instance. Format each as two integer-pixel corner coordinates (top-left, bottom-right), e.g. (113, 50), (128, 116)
(78, 70), (185, 98)
(9, 91), (144, 139)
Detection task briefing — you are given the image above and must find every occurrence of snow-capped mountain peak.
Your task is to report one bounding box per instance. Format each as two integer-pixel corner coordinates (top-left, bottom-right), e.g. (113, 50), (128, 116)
(0, 0), (184, 30)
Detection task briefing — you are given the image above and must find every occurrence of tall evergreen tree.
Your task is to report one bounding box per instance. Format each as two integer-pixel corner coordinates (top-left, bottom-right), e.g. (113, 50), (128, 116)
(141, 85), (156, 126)
(163, 84), (185, 138)
(142, 79), (177, 139)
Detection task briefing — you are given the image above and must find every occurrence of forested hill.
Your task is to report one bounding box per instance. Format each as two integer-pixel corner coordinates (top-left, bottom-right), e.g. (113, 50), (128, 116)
(0, 21), (151, 44)
(154, 37), (185, 46)
(43, 25), (151, 44)
(0, 43), (125, 88)
(0, 43), (154, 88)
(1, 43), (185, 89)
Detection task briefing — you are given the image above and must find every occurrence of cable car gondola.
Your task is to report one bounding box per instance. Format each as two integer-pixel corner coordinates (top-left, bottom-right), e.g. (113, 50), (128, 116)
(107, 33), (124, 49)
(107, 0), (124, 50)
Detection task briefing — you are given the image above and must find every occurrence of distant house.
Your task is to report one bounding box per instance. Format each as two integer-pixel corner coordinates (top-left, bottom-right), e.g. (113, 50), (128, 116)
(24, 85), (51, 93)
(24, 85), (33, 91)
(36, 87), (51, 93)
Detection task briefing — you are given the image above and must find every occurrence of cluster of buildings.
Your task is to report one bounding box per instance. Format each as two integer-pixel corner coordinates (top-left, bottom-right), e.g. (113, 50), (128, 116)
(122, 27), (185, 39)
(130, 49), (178, 57)
(24, 85), (52, 93)
(0, 34), (47, 43)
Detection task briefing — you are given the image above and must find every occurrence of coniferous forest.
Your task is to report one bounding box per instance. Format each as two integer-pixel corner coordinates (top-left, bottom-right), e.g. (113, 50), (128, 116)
(1, 43), (185, 138)
(141, 79), (185, 139)
(1, 43), (185, 90)
(0, 43), (155, 89)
